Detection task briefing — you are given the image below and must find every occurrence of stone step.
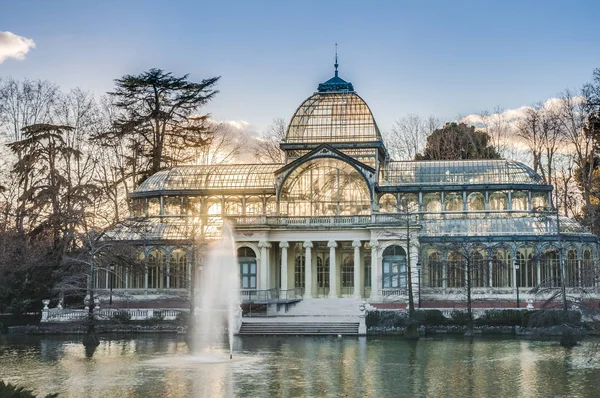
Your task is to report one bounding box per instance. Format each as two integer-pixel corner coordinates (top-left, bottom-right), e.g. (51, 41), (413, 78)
(238, 322), (359, 335)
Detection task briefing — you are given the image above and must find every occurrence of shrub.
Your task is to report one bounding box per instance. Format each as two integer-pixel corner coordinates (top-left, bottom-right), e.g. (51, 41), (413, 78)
(528, 310), (581, 328)
(476, 310), (531, 327)
(413, 310), (447, 326)
(365, 310), (408, 328)
(0, 380), (58, 398)
(111, 310), (131, 323)
(449, 310), (470, 326)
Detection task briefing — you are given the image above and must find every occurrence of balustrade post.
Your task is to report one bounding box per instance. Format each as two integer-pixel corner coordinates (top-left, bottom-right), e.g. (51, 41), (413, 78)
(328, 240), (338, 298)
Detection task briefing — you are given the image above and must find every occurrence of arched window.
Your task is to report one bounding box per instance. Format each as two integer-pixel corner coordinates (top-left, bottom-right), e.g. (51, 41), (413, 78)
(265, 197), (276, 215)
(582, 247), (594, 287)
(238, 247), (257, 289)
(148, 197), (161, 216)
(225, 197), (242, 215)
(444, 192), (463, 212)
(148, 249), (167, 289)
(379, 194), (398, 213)
(341, 254), (354, 294)
(467, 192), (485, 211)
(163, 196), (181, 215)
(399, 193), (418, 213)
(517, 246), (536, 288)
(382, 245), (407, 289)
(492, 247), (512, 288)
(447, 251), (464, 288)
(423, 193), (441, 212)
(426, 249), (442, 288)
(540, 246), (560, 288)
(207, 197), (222, 215)
(512, 191), (528, 211)
(245, 196), (263, 215)
(317, 256), (330, 291)
(471, 248), (487, 288)
(566, 248), (578, 287)
(532, 192), (548, 210)
(295, 255), (306, 288)
(489, 191), (507, 211)
(129, 251), (146, 289)
(280, 158), (371, 216)
(170, 249), (188, 289)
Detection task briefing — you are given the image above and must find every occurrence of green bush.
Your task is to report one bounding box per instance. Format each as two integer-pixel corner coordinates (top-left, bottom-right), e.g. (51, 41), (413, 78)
(449, 310), (470, 326)
(365, 310), (408, 328)
(0, 380), (58, 398)
(528, 310), (581, 328)
(413, 310), (447, 325)
(477, 310), (531, 327)
(110, 310), (131, 323)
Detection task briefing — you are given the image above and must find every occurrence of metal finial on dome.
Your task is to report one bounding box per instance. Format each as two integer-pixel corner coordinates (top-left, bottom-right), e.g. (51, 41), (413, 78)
(334, 43), (339, 77)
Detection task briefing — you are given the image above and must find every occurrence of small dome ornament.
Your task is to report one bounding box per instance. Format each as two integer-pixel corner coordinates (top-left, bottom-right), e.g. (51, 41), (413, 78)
(317, 43), (354, 93)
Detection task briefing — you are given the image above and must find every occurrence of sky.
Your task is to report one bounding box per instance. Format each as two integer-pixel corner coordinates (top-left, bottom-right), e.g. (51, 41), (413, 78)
(1, 0), (600, 137)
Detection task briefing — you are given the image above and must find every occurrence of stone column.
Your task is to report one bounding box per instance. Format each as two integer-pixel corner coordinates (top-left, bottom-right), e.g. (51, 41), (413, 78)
(303, 241), (313, 298)
(328, 240), (338, 298)
(353, 240), (362, 298)
(280, 241), (289, 291)
(370, 240), (379, 301)
(258, 240), (271, 291)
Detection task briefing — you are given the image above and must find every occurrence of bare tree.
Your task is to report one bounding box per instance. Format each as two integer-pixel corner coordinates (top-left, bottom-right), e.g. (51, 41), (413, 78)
(253, 117), (287, 163)
(194, 122), (247, 165)
(386, 115), (440, 160)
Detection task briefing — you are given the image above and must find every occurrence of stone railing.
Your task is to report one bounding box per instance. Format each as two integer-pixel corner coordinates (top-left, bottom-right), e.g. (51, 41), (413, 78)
(227, 214), (416, 228)
(41, 307), (187, 323)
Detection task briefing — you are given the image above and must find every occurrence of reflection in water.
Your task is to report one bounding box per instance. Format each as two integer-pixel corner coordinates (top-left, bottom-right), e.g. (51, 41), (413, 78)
(1, 335), (600, 398)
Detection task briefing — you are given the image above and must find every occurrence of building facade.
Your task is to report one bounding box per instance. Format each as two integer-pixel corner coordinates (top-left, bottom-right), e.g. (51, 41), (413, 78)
(107, 66), (599, 304)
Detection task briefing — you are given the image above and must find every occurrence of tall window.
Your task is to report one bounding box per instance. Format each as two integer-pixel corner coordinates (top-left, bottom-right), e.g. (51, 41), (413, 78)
(540, 247), (560, 288)
(341, 254), (354, 293)
(295, 255), (305, 288)
(470, 249), (487, 288)
(238, 247), (257, 289)
(148, 249), (167, 289)
(447, 252), (464, 288)
(582, 247), (594, 287)
(517, 246), (536, 288)
(426, 250), (443, 288)
(566, 248), (578, 287)
(492, 247), (512, 288)
(364, 252), (371, 288)
(170, 249), (188, 289)
(382, 245), (406, 289)
(317, 256), (330, 290)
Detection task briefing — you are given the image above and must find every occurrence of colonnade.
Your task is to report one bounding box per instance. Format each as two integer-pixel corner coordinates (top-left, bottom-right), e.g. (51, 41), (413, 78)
(252, 239), (385, 300)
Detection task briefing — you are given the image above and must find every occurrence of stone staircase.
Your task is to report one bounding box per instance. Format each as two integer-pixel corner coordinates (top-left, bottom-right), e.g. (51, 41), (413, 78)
(238, 321), (359, 335)
(238, 298), (363, 336)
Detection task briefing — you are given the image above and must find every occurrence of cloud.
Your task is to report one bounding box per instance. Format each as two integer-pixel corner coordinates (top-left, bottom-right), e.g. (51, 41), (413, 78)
(0, 31), (36, 63)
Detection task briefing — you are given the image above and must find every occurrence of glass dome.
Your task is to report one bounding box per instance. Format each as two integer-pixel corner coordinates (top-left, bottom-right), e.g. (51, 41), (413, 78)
(285, 86), (382, 144)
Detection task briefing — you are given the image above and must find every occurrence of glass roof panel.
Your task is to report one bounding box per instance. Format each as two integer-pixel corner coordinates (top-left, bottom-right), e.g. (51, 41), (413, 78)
(383, 160), (546, 186)
(135, 164), (281, 193)
(420, 213), (590, 237)
(286, 92), (382, 143)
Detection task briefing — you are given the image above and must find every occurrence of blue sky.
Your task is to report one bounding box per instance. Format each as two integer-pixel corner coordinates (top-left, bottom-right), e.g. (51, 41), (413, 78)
(1, 0), (599, 135)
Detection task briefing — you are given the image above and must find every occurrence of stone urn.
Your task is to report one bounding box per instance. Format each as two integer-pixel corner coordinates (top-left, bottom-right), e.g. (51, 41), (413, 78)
(42, 299), (50, 310)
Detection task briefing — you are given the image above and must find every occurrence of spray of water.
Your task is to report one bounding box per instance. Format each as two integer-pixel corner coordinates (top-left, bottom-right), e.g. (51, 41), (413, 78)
(193, 223), (241, 357)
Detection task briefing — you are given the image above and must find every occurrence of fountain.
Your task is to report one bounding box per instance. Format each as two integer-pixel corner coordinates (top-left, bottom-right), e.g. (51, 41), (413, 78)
(192, 223), (241, 359)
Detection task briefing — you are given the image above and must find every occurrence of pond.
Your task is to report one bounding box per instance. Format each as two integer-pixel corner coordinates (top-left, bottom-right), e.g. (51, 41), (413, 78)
(1, 334), (599, 397)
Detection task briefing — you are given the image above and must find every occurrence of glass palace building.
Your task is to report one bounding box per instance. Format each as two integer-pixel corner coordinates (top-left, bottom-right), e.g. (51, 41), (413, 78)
(107, 66), (599, 304)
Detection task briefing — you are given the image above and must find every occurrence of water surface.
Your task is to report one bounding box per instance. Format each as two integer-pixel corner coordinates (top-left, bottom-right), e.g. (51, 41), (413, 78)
(1, 334), (599, 397)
